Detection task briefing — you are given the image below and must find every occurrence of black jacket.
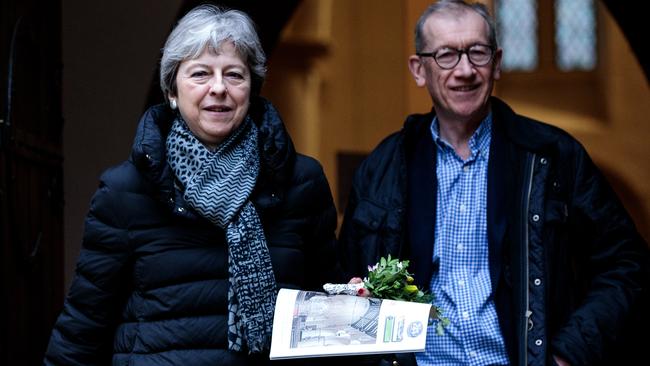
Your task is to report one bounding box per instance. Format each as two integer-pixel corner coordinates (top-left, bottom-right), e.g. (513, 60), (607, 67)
(44, 99), (343, 365)
(338, 97), (648, 366)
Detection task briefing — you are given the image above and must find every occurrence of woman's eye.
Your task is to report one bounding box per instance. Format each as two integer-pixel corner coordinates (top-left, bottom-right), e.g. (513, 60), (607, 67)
(191, 71), (208, 78)
(226, 72), (243, 79)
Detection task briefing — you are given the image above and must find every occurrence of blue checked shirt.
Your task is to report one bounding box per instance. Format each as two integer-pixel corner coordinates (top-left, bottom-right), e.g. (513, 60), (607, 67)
(415, 114), (509, 366)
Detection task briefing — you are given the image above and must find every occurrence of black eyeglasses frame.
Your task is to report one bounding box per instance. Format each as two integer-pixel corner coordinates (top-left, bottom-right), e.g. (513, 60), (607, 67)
(416, 44), (496, 70)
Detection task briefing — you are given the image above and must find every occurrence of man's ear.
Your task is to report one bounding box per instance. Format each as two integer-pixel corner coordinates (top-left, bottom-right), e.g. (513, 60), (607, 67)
(408, 55), (427, 87)
(493, 48), (503, 81)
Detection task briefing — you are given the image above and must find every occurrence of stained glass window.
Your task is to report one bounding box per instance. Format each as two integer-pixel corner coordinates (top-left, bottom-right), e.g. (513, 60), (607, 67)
(496, 0), (538, 71)
(555, 0), (597, 70)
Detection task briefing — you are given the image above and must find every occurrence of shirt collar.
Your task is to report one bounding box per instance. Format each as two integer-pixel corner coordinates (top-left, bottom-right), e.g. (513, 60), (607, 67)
(430, 113), (493, 160)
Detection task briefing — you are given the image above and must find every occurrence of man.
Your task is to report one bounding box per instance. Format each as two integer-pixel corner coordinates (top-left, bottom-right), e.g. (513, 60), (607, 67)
(338, 1), (648, 365)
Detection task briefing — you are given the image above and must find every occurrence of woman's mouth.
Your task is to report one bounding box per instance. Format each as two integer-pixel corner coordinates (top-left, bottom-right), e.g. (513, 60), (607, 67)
(204, 105), (232, 112)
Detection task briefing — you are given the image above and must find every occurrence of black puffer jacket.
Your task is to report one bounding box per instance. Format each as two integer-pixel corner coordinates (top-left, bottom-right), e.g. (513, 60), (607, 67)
(44, 99), (343, 365)
(338, 97), (649, 366)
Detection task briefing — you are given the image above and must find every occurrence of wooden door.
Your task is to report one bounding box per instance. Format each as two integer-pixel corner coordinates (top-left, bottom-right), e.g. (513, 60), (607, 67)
(0, 0), (64, 364)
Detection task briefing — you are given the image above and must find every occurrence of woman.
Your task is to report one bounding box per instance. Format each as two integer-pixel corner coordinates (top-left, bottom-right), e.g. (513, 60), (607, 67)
(44, 5), (341, 365)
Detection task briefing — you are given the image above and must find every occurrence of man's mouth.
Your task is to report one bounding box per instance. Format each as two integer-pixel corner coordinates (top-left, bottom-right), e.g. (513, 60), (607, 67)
(450, 85), (479, 92)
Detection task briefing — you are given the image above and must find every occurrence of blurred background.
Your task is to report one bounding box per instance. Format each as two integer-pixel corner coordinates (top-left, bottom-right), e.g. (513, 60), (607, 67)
(1, 0), (648, 364)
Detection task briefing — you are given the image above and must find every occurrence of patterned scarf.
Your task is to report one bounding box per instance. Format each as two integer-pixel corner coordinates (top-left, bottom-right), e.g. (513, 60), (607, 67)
(166, 116), (277, 353)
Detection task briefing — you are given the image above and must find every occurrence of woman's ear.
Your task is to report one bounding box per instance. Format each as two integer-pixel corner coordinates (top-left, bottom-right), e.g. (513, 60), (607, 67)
(168, 93), (177, 110)
(408, 55), (427, 87)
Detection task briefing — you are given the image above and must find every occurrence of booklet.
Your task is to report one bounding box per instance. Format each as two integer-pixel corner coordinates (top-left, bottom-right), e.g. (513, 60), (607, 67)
(269, 288), (432, 359)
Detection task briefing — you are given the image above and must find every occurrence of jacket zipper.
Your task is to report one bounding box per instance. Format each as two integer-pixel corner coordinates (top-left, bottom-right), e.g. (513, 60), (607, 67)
(521, 153), (536, 366)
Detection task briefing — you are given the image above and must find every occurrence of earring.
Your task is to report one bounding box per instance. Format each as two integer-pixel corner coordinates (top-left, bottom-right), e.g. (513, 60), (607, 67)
(170, 99), (177, 110)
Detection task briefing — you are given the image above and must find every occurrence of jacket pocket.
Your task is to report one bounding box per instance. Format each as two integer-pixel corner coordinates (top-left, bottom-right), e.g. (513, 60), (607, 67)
(353, 199), (387, 231)
(351, 200), (390, 265)
(544, 199), (568, 224)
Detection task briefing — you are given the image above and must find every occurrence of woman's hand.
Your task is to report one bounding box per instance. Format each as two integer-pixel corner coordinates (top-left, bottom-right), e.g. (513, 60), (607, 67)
(553, 355), (571, 366)
(348, 277), (371, 297)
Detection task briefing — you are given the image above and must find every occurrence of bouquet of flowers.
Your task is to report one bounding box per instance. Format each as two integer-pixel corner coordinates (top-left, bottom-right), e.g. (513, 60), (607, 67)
(324, 255), (449, 334)
(363, 255), (432, 303)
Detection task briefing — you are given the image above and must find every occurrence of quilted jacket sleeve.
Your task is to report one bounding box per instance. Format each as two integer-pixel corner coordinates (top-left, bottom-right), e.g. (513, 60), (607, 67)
(337, 164), (365, 280)
(300, 158), (343, 288)
(551, 143), (649, 365)
(336, 136), (401, 282)
(44, 179), (132, 366)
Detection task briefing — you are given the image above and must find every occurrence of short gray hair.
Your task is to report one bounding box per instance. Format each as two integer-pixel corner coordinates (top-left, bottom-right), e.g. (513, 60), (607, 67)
(160, 5), (266, 99)
(415, 0), (497, 53)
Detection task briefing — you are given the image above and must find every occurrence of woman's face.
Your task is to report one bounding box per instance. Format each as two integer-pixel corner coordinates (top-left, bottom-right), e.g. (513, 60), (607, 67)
(172, 42), (251, 149)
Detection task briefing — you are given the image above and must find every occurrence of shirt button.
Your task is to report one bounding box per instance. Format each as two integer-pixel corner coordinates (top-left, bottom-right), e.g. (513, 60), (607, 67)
(469, 351), (477, 358)
(459, 204), (466, 212)
(462, 311), (469, 320)
(177, 207), (185, 213)
(534, 278), (542, 286)
(540, 157), (548, 165)
(463, 165), (469, 172)
(532, 214), (540, 222)
(535, 339), (543, 346)
(456, 243), (464, 251)
(457, 279), (465, 287)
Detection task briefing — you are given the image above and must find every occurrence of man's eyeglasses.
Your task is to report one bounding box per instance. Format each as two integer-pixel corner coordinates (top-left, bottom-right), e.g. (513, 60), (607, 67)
(417, 44), (495, 69)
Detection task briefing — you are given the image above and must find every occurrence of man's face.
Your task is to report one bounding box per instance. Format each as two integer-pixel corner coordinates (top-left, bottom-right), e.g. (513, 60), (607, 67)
(409, 10), (502, 124)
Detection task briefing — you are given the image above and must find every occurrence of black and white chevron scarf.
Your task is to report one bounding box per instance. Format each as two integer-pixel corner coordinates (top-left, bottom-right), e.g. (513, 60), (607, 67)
(166, 116), (277, 353)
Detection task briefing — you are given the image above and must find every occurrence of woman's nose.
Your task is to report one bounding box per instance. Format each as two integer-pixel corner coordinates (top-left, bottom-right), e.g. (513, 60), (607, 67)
(209, 76), (227, 95)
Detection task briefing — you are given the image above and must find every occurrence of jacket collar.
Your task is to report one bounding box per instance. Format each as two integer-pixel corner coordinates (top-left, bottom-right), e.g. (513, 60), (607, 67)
(248, 96), (296, 194)
(129, 97), (296, 205)
(402, 97), (558, 151)
(490, 97), (559, 151)
(130, 104), (176, 201)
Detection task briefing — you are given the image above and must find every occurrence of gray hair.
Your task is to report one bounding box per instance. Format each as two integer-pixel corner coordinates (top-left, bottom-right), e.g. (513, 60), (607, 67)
(415, 0), (498, 53)
(160, 5), (266, 99)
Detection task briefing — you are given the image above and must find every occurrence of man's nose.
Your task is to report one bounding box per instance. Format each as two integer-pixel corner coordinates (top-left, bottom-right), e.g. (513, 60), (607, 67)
(454, 53), (475, 75)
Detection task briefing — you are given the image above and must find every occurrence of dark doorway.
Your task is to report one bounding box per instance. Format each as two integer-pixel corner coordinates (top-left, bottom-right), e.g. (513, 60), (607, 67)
(0, 0), (64, 365)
